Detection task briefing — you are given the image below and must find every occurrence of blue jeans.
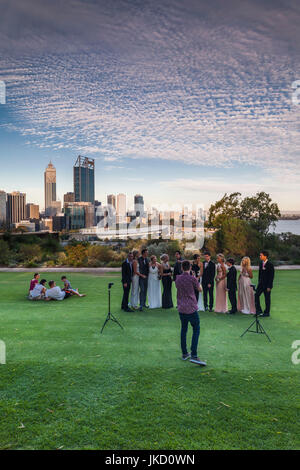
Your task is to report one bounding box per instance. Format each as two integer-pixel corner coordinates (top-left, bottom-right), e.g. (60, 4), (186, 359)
(179, 311), (200, 357)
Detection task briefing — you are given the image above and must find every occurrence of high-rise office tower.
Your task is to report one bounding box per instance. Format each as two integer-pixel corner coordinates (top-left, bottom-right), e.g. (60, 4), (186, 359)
(74, 156), (95, 204)
(26, 203), (40, 220)
(107, 194), (116, 209)
(7, 192), (26, 225)
(44, 162), (57, 215)
(0, 190), (6, 224)
(134, 194), (144, 217)
(116, 193), (126, 222)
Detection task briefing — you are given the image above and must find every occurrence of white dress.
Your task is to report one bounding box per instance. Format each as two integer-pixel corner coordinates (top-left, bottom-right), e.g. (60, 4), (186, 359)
(130, 260), (140, 308)
(148, 265), (162, 309)
(197, 276), (204, 311)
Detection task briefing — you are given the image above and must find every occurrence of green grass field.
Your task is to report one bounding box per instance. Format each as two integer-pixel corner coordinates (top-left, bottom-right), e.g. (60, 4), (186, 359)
(0, 271), (299, 450)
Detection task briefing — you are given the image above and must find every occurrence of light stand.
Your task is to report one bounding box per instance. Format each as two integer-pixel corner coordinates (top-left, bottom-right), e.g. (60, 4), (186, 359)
(241, 313), (271, 342)
(101, 283), (123, 333)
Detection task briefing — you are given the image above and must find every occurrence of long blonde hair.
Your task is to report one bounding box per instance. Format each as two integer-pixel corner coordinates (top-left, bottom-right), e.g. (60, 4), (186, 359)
(241, 256), (251, 270)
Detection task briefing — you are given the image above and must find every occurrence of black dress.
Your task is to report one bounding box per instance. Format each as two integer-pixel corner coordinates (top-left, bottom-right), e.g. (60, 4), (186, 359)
(190, 263), (200, 301)
(162, 266), (173, 309)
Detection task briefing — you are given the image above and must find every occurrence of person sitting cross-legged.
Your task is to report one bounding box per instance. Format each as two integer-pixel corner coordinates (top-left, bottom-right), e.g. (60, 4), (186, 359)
(29, 279), (47, 301)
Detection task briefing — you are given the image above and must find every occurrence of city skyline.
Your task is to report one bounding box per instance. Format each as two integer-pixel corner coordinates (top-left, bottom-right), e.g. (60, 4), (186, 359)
(0, 0), (299, 210)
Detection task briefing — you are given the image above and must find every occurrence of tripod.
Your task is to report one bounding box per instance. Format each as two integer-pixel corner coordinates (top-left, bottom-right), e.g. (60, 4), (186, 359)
(101, 283), (123, 333)
(241, 313), (271, 342)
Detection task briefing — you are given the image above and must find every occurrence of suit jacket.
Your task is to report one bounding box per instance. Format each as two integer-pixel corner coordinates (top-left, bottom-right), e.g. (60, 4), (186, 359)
(227, 266), (237, 291)
(138, 256), (149, 276)
(173, 258), (183, 281)
(122, 260), (133, 285)
(202, 260), (216, 286)
(258, 260), (274, 289)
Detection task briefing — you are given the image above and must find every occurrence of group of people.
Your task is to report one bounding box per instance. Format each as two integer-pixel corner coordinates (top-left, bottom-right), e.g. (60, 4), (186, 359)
(121, 249), (174, 311)
(28, 273), (86, 301)
(122, 249), (275, 366)
(121, 249), (275, 317)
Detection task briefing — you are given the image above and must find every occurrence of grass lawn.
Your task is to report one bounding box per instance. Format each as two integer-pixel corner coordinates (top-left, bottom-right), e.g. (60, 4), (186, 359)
(0, 270), (299, 450)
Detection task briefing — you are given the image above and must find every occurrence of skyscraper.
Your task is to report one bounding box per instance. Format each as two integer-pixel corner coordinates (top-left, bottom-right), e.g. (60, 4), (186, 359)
(26, 203), (40, 220)
(44, 162), (57, 215)
(7, 192), (26, 225)
(116, 193), (126, 222)
(74, 156), (95, 204)
(0, 190), (6, 224)
(134, 194), (144, 217)
(107, 194), (116, 209)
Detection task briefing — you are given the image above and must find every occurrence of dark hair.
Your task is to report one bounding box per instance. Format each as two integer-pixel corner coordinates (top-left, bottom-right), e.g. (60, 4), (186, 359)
(260, 250), (269, 257)
(40, 279), (47, 285)
(175, 250), (181, 255)
(49, 280), (55, 288)
(204, 251), (211, 257)
(193, 253), (200, 260)
(141, 248), (148, 255)
(61, 276), (67, 280)
(34, 273), (39, 278)
(182, 260), (191, 271)
(227, 258), (235, 265)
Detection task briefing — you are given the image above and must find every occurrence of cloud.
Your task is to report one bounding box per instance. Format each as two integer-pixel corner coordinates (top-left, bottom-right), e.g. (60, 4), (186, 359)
(0, 0), (299, 179)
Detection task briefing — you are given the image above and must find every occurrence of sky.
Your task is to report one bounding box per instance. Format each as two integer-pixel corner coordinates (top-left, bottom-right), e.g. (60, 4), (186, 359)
(0, 0), (299, 212)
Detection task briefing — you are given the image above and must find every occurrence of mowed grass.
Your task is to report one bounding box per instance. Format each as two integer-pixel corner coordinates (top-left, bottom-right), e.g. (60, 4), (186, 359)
(0, 271), (299, 450)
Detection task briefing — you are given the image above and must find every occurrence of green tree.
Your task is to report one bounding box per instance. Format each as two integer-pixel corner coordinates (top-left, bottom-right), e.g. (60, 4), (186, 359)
(207, 192), (242, 228)
(240, 192), (281, 236)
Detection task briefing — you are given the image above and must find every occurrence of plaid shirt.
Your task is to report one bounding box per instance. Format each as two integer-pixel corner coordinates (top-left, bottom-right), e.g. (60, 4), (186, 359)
(175, 271), (199, 314)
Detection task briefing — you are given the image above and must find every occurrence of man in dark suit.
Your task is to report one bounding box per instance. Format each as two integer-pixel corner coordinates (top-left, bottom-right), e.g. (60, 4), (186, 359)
(226, 258), (237, 314)
(255, 250), (275, 317)
(173, 250), (183, 282)
(121, 252), (134, 312)
(201, 252), (216, 312)
(138, 248), (149, 311)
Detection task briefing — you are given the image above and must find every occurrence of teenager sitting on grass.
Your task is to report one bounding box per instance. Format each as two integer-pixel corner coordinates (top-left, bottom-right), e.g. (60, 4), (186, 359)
(45, 281), (72, 301)
(61, 276), (86, 297)
(28, 279), (47, 300)
(29, 273), (40, 296)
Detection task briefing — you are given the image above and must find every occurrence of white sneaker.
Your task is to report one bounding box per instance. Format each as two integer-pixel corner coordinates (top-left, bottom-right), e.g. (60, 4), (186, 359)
(190, 357), (207, 366)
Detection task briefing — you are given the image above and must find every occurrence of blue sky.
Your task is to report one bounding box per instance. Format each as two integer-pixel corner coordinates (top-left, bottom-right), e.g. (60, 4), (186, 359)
(0, 0), (299, 211)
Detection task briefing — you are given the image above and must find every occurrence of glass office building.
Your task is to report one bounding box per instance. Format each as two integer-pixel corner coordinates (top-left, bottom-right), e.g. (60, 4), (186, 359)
(74, 156), (95, 204)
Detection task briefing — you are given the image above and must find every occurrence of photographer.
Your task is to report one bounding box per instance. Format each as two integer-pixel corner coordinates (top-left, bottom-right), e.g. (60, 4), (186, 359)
(175, 260), (206, 366)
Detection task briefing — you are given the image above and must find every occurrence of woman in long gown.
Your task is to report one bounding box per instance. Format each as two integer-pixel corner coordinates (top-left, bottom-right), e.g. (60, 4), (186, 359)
(215, 254), (228, 313)
(148, 255), (162, 309)
(160, 254), (173, 309)
(191, 253), (204, 311)
(238, 257), (256, 314)
(130, 250), (140, 309)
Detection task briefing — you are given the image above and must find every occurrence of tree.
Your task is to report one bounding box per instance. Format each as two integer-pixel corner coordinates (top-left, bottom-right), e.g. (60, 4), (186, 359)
(240, 192), (281, 236)
(207, 192), (242, 228)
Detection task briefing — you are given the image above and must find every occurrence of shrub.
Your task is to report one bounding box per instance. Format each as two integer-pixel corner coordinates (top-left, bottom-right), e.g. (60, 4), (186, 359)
(0, 240), (11, 265)
(65, 245), (88, 267)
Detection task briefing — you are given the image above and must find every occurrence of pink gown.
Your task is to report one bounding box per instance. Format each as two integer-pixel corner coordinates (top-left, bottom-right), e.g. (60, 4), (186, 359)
(215, 264), (228, 313)
(238, 268), (256, 314)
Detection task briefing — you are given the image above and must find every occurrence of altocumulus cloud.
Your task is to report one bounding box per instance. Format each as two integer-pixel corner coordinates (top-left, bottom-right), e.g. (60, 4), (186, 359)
(0, 0), (299, 178)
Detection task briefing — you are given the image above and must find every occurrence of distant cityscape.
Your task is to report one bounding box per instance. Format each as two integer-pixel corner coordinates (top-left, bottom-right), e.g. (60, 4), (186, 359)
(0, 156), (208, 240)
